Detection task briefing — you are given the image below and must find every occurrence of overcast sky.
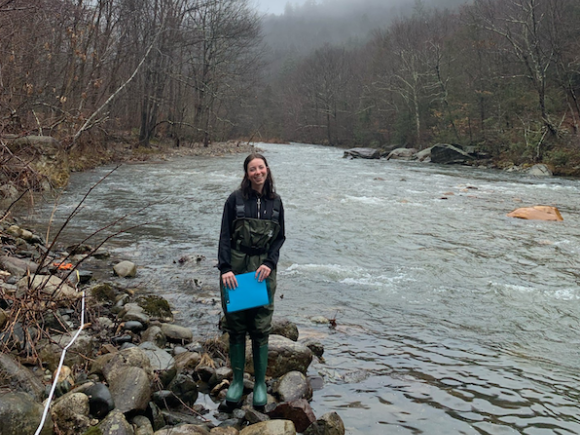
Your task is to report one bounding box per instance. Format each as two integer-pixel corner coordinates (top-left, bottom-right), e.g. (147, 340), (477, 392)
(253, 0), (303, 15)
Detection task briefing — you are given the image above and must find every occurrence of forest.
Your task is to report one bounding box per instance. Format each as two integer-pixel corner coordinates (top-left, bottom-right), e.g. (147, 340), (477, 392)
(1, 0), (579, 169)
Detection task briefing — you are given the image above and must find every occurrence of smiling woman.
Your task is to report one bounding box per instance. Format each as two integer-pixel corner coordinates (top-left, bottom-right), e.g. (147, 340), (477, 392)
(217, 152), (286, 409)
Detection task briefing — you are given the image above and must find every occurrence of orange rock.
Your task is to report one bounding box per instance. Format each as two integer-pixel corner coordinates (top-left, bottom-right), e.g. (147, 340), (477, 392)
(507, 206), (563, 221)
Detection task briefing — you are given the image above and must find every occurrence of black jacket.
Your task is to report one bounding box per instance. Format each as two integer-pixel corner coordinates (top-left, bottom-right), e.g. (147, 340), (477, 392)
(218, 189), (285, 274)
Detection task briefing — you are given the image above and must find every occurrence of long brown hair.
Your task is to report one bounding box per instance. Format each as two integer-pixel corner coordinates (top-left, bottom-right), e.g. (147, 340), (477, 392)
(240, 153), (276, 199)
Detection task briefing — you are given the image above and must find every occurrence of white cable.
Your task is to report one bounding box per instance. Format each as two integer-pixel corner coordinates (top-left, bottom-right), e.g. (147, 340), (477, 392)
(35, 271), (86, 435)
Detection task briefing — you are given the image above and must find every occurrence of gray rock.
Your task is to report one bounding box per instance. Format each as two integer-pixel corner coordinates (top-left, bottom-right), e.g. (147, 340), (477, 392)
(174, 351), (202, 373)
(0, 353), (46, 400)
(50, 392), (90, 434)
(0, 255), (38, 277)
(96, 346), (153, 380)
(17, 275), (80, 300)
(239, 420), (296, 435)
(386, 147), (418, 160)
(210, 427), (239, 435)
(343, 148), (381, 159)
(107, 366), (151, 413)
(274, 371), (313, 402)
(113, 260), (137, 278)
(155, 424), (210, 434)
(141, 325), (167, 348)
(244, 407), (271, 425)
(430, 143), (475, 164)
(139, 342), (176, 386)
(46, 332), (96, 368)
(0, 392), (53, 435)
(271, 318), (299, 341)
(414, 147), (433, 162)
(304, 412), (346, 435)
(84, 382), (115, 419)
(98, 409), (135, 435)
(267, 399), (316, 433)
(300, 338), (324, 358)
(159, 411), (211, 430)
(133, 415), (154, 435)
(124, 320), (144, 333)
(161, 323), (193, 344)
(247, 335), (313, 378)
(119, 303), (150, 324)
(148, 401), (165, 431)
(526, 163), (553, 177)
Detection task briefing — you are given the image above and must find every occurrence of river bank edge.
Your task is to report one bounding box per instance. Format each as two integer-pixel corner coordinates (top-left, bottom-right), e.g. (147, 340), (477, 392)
(0, 142), (345, 435)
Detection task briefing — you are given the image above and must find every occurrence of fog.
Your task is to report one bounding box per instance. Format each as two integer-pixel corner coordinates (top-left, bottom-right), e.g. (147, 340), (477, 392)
(255, 0), (470, 17)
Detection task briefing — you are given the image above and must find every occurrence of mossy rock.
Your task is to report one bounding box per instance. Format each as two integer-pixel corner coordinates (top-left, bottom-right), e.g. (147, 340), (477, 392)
(90, 283), (116, 302)
(136, 295), (173, 321)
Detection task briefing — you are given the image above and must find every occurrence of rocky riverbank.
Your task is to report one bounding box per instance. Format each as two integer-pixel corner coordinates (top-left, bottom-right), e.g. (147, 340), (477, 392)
(0, 136), (263, 202)
(0, 220), (344, 435)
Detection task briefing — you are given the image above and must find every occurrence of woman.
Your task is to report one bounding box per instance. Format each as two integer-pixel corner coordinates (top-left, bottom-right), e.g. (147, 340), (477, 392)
(218, 152), (285, 408)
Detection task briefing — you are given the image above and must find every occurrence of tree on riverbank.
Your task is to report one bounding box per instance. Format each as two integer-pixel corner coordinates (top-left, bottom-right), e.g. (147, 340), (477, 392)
(0, 0), (261, 149)
(1, 0), (580, 175)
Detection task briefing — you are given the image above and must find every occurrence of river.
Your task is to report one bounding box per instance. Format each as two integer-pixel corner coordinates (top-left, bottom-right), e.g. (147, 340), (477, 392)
(22, 143), (580, 434)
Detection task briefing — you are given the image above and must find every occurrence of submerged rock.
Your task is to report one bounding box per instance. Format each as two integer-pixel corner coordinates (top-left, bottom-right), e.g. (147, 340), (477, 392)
(507, 206), (563, 221)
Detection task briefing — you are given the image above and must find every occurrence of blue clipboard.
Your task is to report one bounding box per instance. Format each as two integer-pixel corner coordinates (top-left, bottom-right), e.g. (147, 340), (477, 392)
(224, 272), (270, 313)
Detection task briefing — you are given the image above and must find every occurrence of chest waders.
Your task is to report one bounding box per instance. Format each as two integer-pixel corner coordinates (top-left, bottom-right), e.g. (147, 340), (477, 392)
(221, 192), (281, 409)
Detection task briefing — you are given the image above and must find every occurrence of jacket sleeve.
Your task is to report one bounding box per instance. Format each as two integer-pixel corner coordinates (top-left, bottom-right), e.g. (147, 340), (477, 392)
(263, 198), (285, 271)
(217, 192), (236, 274)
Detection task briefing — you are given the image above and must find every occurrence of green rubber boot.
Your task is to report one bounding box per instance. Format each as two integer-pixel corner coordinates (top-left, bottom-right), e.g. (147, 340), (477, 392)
(252, 341), (269, 408)
(225, 342), (246, 406)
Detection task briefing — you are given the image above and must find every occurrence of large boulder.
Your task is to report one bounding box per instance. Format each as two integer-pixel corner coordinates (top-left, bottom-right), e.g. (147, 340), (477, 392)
(343, 148), (381, 159)
(247, 335), (313, 378)
(6, 135), (69, 189)
(107, 365), (151, 413)
(526, 163), (553, 177)
(0, 353), (46, 401)
(507, 206), (563, 221)
(0, 392), (53, 435)
(430, 143), (475, 164)
(386, 148), (417, 160)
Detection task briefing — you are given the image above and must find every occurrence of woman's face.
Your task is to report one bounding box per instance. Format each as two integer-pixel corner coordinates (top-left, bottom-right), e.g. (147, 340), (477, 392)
(246, 157), (268, 192)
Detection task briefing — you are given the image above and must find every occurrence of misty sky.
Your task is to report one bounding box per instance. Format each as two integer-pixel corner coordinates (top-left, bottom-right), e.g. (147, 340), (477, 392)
(254, 0), (305, 15)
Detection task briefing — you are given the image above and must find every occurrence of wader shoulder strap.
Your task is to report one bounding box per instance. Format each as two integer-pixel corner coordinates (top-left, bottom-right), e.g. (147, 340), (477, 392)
(234, 190), (245, 219)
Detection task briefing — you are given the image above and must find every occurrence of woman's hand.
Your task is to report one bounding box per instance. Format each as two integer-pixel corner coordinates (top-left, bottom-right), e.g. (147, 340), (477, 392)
(222, 271), (238, 289)
(255, 265), (271, 282)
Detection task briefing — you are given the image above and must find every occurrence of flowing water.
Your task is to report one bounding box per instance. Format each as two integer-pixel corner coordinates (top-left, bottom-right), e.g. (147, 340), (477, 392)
(21, 143), (580, 434)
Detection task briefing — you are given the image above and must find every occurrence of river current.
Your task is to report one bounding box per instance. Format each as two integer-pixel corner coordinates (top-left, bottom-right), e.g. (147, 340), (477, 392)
(22, 143), (580, 434)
